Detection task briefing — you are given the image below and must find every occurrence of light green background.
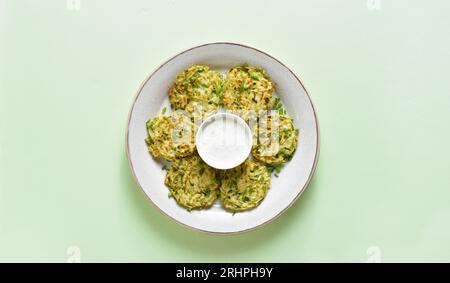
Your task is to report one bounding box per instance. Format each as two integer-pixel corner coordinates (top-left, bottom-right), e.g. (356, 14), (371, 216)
(1, 0), (449, 262)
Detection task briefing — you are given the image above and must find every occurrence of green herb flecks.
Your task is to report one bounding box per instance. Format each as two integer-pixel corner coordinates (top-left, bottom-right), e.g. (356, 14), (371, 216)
(213, 84), (223, 97)
(267, 164), (283, 176)
(239, 83), (250, 92)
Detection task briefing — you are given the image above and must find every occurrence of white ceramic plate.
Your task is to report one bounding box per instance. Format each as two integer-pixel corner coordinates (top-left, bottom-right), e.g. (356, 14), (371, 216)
(126, 43), (319, 234)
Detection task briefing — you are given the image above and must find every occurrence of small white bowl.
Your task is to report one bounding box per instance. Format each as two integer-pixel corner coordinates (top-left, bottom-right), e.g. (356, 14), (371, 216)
(196, 113), (252, 170)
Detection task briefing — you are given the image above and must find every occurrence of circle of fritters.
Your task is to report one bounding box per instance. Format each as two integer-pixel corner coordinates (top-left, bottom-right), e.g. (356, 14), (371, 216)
(145, 113), (196, 161)
(168, 65), (223, 119)
(165, 154), (220, 210)
(220, 159), (271, 212)
(252, 115), (299, 165)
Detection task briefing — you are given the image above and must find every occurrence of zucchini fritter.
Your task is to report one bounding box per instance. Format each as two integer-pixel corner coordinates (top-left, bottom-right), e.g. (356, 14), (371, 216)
(220, 159), (270, 211)
(165, 154), (220, 210)
(168, 65), (223, 119)
(222, 66), (275, 119)
(252, 115), (298, 164)
(145, 113), (196, 161)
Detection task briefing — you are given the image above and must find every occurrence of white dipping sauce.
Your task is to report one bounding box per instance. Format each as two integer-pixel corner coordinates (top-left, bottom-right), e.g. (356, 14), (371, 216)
(196, 113), (252, 170)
